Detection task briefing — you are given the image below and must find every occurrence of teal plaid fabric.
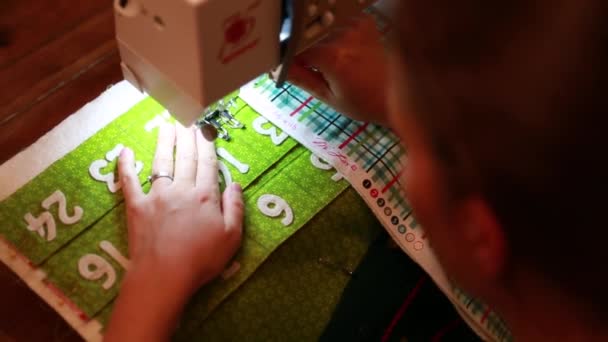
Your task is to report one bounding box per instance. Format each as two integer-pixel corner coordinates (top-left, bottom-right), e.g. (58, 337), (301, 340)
(247, 6), (513, 339)
(255, 81), (408, 218)
(452, 285), (513, 341)
(251, 76), (513, 342)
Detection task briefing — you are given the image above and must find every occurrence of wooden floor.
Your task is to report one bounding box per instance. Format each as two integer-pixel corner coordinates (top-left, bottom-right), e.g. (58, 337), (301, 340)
(1, 1), (122, 340)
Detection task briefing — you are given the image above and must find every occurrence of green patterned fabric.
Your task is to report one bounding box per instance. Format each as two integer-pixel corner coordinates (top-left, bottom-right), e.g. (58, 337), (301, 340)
(176, 187), (381, 341)
(163, 145), (349, 322)
(214, 98), (299, 189)
(0, 98), (164, 264)
(43, 203), (128, 317)
(91, 187), (380, 341)
(94, 299), (116, 328)
(0, 93), (373, 338)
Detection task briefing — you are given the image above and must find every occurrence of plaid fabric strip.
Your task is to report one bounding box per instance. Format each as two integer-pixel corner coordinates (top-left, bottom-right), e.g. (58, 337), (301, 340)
(256, 78), (410, 223)
(486, 313), (513, 342)
(387, 185), (412, 218)
(248, 76), (513, 342)
(451, 284), (512, 342)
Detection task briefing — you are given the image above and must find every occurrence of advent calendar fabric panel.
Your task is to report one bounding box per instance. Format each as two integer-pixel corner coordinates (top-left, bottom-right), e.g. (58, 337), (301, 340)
(0, 88), (376, 340)
(0, 79), (512, 341)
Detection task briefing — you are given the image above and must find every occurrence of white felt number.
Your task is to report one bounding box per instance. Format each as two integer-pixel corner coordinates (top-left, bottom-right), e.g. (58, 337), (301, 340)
(89, 159), (121, 193)
(24, 212), (56, 241)
(310, 154), (344, 182)
(218, 161), (233, 186)
(252, 117), (289, 146)
(257, 194), (294, 226)
(217, 147), (249, 174)
(100, 240), (131, 270)
(78, 254), (116, 290)
(78, 240), (130, 290)
(23, 190), (83, 241)
(144, 110), (171, 132)
(89, 144), (143, 193)
(42, 190), (83, 224)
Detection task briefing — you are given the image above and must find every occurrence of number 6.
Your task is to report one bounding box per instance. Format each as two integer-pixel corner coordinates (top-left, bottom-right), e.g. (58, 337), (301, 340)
(257, 194), (294, 226)
(78, 254), (116, 290)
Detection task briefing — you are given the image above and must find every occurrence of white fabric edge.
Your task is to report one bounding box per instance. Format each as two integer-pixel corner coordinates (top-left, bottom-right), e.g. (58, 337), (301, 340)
(0, 80), (146, 201)
(0, 238), (104, 341)
(240, 81), (499, 341)
(0, 80), (144, 341)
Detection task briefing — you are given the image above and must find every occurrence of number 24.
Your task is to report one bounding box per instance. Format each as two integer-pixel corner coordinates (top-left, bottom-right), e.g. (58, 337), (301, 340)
(24, 190), (83, 241)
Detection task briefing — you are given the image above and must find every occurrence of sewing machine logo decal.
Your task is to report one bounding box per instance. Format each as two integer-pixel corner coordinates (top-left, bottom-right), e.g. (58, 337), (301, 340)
(218, 0), (261, 65)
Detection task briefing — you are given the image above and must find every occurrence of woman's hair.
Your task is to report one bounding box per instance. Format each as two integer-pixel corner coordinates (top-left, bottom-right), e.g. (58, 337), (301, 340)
(393, 0), (608, 318)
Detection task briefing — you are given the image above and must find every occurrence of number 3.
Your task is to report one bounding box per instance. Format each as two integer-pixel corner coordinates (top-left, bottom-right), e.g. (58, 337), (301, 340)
(252, 117), (289, 146)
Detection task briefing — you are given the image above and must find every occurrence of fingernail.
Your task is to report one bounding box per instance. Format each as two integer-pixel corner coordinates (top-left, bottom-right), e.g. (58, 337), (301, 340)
(232, 183), (242, 193)
(121, 147), (133, 159)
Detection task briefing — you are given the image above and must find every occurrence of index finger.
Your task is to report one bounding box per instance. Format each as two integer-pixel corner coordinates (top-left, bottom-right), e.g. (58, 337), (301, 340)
(294, 42), (338, 73)
(286, 62), (333, 101)
(195, 128), (220, 194)
(118, 147), (144, 203)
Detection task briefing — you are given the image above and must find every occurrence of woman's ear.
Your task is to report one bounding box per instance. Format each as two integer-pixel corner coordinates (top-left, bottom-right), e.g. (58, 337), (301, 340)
(456, 197), (507, 283)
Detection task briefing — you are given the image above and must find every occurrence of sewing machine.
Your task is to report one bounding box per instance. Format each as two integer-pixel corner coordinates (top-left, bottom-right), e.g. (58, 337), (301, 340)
(114, 0), (377, 126)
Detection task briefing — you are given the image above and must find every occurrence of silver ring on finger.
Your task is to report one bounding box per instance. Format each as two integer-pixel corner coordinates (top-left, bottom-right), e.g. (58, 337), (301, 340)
(148, 171), (174, 184)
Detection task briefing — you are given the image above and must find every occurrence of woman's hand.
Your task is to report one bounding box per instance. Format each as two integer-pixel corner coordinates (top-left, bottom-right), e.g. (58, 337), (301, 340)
(105, 123), (243, 341)
(118, 123), (243, 295)
(287, 14), (390, 125)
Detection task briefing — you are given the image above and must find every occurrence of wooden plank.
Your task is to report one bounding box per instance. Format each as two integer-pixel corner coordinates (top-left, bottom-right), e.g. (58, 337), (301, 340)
(0, 263), (82, 342)
(0, 51), (123, 164)
(0, 1), (123, 340)
(0, 0), (109, 68)
(0, 9), (117, 127)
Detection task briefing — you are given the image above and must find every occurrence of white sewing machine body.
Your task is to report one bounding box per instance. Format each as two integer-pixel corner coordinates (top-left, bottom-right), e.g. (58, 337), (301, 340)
(114, 0), (376, 125)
